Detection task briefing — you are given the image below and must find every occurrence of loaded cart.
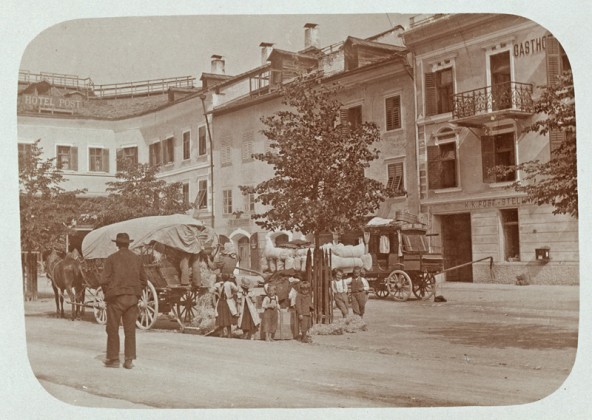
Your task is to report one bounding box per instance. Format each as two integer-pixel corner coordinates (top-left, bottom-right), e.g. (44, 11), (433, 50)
(80, 214), (218, 330)
(363, 215), (444, 302)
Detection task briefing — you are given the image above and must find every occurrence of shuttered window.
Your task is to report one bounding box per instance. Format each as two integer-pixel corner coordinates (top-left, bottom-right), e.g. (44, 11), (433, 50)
(386, 162), (405, 195)
(116, 146), (138, 171)
(198, 126), (207, 156)
(149, 142), (161, 166)
(57, 145), (78, 171)
(223, 189), (233, 214)
(385, 96), (401, 131)
(546, 35), (569, 157)
(163, 137), (175, 164)
(182, 183), (189, 206)
(182, 131), (191, 160)
(428, 142), (457, 189)
(425, 68), (454, 116)
(18, 143), (33, 170)
(340, 105), (362, 135)
(241, 131), (255, 162)
(221, 141), (232, 165)
(197, 179), (208, 209)
(481, 133), (516, 183)
(89, 147), (109, 172)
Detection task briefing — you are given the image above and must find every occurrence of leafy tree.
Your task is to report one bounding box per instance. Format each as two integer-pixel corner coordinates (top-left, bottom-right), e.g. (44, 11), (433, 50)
(241, 75), (393, 247)
(87, 159), (191, 227)
(496, 70), (576, 218)
(18, 140), (86, 251)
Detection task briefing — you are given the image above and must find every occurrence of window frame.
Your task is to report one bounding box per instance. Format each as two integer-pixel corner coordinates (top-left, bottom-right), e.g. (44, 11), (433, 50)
(197, 179), (208, 210)
(149, 141), (162, 167)
(427, 129), (460, 191)
(198, 125), (207, 156)
(88, 146), (109, 173)
(222, 189), (233, 215)
(385, 158), (406, 197)
(481, 128), (517, 184)
(56, 144), (78, 171)
(18, 143), (34, 170)
(182, 182), (190, 207)
(116, 145), (138, 171)
(500, 208), (520, 261)
(182, 130), (191, 161)
(162, 136), (175, 165)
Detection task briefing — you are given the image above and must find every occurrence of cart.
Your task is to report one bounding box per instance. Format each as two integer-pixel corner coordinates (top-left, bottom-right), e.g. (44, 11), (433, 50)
(363, 216), (444, 302)
(78, 214), (218, 330)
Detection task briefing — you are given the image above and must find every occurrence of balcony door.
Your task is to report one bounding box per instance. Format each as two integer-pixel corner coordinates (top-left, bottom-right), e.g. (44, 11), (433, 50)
(489, 51), (512, 111)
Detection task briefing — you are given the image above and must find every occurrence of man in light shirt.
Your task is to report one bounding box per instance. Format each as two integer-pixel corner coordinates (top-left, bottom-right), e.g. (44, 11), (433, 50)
(331, 269), (349, 318)
(346, 267), (370, 318)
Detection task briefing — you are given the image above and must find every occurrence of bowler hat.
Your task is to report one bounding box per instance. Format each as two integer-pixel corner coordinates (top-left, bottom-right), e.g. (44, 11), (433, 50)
(112, 232), (133, 244)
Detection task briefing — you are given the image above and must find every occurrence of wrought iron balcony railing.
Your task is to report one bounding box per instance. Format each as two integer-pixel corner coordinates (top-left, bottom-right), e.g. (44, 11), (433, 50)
(452, 81), (534, 120)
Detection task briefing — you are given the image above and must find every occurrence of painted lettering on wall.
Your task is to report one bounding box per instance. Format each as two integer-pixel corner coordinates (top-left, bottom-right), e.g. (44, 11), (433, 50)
(464, 196), (534, 209)
(513, 36), (547, 57)
(21, 95), (82, 109)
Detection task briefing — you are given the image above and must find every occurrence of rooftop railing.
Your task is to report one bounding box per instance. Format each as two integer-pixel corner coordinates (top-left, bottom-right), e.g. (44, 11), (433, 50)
(94, 76), (196, 98)
(19, 70), (94, 91)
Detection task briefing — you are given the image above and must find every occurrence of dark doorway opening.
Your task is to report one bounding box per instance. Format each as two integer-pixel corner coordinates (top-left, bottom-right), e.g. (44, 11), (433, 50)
(440, 213), (473, 282)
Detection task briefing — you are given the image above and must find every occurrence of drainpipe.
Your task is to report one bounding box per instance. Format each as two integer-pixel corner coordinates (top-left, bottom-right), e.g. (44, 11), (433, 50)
(199, 94), (215, 229)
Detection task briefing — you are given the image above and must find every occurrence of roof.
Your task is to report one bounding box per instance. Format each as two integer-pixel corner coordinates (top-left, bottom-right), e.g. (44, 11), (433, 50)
(344, 36), (406, 53)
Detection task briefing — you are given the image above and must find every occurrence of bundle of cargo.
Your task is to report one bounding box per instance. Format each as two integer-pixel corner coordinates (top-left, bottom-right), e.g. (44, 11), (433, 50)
(322, 241), (373, 272)
(261, 237), (311, 273)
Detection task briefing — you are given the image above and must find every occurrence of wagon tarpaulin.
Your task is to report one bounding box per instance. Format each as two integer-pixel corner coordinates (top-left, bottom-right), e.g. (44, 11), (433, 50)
(82, 214), (217, 259)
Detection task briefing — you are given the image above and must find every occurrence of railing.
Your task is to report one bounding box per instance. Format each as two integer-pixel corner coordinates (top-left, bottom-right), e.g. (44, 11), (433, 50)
(94, 76), (195, 98)
(452, 81), (533, 120)
(409, 14), (446, 29)
(249, 69), (271, 94)
(19, 70), (94, 91)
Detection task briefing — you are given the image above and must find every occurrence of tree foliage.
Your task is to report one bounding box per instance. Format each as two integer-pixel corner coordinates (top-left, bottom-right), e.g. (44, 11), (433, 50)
(496, 70), (577, 218)
(18, 140), (86, 251)
(86, 159), (191, 227)
(241, 75), (393, 244)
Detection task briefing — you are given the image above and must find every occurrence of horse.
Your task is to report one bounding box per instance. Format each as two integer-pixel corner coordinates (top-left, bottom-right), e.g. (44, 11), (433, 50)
(43, 249), (85, 320)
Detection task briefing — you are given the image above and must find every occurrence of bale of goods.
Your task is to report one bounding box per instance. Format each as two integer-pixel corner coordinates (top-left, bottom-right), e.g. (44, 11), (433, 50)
(332, 242), (365, 258)
(330, 254), (373, 272)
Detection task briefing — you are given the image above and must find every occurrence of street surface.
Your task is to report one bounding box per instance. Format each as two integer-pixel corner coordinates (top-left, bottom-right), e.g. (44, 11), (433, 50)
(24, 281), (578, 409)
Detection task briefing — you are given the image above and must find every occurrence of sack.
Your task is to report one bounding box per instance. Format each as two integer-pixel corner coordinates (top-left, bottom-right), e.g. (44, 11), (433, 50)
(227, 298), (238, 316)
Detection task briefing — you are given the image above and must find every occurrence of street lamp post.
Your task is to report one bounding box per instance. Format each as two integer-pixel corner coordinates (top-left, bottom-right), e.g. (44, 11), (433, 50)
(199, 94), (215, 228)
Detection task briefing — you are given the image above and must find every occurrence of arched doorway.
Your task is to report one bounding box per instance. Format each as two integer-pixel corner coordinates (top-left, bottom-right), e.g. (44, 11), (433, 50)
(237, 236), (250, 270)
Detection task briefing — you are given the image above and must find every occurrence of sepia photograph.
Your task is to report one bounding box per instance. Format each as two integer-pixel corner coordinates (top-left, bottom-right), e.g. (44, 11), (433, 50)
(2, 1), (590, 418)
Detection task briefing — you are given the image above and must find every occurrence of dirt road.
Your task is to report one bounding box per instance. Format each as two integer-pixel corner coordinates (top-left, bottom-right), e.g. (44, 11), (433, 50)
(23, 282), (578, 409)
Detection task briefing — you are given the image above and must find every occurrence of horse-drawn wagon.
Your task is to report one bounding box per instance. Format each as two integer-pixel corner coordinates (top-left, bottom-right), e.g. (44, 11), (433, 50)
(363, 215), (444, 302)
(79, 214), (218, 330)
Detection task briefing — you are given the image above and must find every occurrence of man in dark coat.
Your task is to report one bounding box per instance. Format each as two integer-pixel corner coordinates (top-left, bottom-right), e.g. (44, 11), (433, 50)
(100, 232), (147, 369)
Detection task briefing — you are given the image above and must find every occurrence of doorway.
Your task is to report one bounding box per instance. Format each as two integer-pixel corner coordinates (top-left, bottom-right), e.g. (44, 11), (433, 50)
(237, 236), (250, 270)
(489, 50), (512, 110)
(440, 213), (473, 282)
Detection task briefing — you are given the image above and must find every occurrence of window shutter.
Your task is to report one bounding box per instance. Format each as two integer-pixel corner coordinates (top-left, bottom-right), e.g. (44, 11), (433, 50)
(116, 148), (123, 171)
(387, 163), (403, 192)
(70, 147), (78, 171)
(549, 129), (565, 158)
(427, 145), (443, 189)
(340, 108), (349, 135)
(481, 136), (495, 183)
(102, 148), (109, 172)
(385, 96), (401, 130)
(546, 36), (561, 88)
(425, 72), (437, 116)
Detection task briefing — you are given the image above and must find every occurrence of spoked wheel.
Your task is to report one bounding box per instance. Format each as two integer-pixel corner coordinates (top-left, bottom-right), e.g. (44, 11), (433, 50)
(412, 271), (436, 300)
(385, 270), (413, 302)
(136, 281), (158, 330)
(175, 289), (199, 326)
(374, 285), (390, 299)
(90, 287), (107, 325)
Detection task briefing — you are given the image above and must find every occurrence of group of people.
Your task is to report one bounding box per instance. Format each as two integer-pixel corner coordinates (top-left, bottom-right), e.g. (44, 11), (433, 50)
(97, 233), (372, 369)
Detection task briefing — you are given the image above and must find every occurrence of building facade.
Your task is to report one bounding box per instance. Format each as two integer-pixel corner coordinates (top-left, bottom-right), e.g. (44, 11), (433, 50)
(402, 14), (578, 284)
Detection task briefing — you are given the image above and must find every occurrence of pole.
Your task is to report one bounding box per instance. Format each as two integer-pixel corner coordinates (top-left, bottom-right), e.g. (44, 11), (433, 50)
(199, 94), (215, 228)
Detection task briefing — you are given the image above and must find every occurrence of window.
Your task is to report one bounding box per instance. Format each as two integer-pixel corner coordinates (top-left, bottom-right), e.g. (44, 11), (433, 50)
(386, 162), (405, 196)
(489, 51), (512, 111)
(425, 67), (454, 115)
(340, 105), (362, 135)
(183, 131), (191, 160)
(149, 142), (161, 166)
(481, 132), (516, 183)
(428, 142), (457, 189)
(89, 147), (109, 172)
(18, 143), (33, 170)
(116, 146), (138, 171)
(385, 96), (401, 131)
(56, 145), (78, 171)
(221, 141), (232, 165)
(501, 208), (520, 261)
(163, 137), (175, 164)
(223, 189), (233, 214)
(244, 192), (255, 212)
(196, 179), (208, 210)
(546, 36), (572, 157)
(198, 126), (207, 156)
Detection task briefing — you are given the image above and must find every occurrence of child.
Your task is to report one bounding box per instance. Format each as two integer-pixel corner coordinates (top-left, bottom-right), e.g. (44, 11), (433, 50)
(331, 268), (349, 318)
(295, 281), (314, 342)
(213, 273), (239, 338)
(261, 284), (279, 341)
(347, 267), (370, 318)
(237, 277), (260, 339)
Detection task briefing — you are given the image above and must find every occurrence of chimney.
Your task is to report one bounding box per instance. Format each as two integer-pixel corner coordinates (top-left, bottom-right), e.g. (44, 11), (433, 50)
(210, 54), (225, 75)
(260, 42), (274, 65)
(304, 23), (319, 49)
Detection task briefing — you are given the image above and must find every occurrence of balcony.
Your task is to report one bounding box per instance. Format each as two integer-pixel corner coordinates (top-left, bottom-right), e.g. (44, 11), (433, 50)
(451, 82), (534, 127)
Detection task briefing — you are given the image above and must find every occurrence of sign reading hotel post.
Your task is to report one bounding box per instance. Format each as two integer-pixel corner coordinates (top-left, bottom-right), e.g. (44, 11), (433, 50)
(19, 94), (83, 112)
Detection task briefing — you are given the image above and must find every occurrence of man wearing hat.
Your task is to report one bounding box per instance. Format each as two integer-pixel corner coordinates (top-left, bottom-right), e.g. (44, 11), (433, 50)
(100, 232), (147, 369)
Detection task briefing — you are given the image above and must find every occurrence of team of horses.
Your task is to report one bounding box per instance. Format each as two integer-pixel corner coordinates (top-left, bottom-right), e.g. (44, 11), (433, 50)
(42, 248), (85, 320)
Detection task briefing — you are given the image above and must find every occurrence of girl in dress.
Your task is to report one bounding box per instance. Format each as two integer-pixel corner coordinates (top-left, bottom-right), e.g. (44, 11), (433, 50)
(213, 273), (238, 338)
(237, 277), (260, 339)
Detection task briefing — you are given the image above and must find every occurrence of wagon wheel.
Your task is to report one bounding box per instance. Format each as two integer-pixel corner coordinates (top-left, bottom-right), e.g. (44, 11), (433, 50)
(91, 287), (107, 325)
(174, 289), (199, 326)
(412, 271), (436, 300)
(385, 270), (412, 302)
(374, 281), (390, 298)
(136, 280), (158, 330)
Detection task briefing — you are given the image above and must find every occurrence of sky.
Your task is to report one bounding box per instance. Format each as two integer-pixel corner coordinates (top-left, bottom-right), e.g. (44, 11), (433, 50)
(19, 14), (411, 86)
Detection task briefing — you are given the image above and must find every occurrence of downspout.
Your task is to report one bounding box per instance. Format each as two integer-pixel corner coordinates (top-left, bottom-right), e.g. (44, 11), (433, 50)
(199, 94), (215, 228)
